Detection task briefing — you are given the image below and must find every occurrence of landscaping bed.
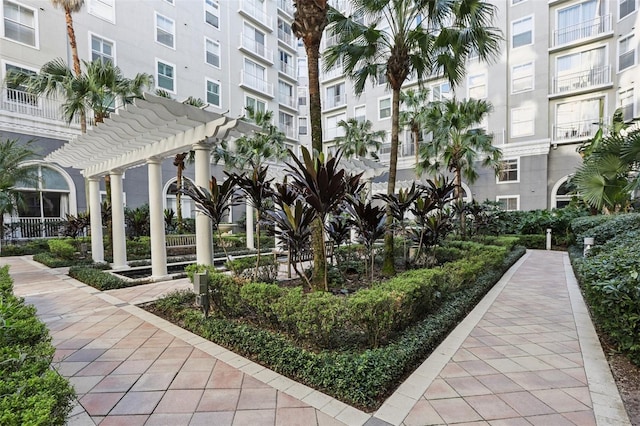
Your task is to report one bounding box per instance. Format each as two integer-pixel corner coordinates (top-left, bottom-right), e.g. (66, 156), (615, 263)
(144, 240), (524, 411)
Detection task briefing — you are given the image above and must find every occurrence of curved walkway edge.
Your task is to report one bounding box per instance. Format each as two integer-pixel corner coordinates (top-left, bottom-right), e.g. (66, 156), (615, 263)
(1, 250), (631, 426)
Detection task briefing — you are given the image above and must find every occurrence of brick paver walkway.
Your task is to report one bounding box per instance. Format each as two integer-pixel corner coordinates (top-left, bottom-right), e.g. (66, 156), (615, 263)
(1, 250), (630, 425)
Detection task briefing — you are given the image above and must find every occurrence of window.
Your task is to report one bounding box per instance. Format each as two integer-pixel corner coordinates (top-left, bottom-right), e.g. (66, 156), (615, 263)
(511, 107), (534, 138)
(205, 38), (220, 67)
(297, 87), (307, 106)
(4, 63), (36, 104)
(156, 60), (175, 92)
(3, 0), (37, 47)
(512, 62), (533, 93)
(245, 95), (266, 114)
(379, 97), (391, 119)
(206, 79), (220, 107)
(618, 34), (635, 71)
(279, 50), (294, 77)
(620, 0), (636, 19)
(556, 46), (607, 91)
(512, 0), (526, 4)
(243, 58), (268, 93)
(377, 67), (387, 85)
(326, 113), (346, 140)
(619, 88), (634, 121)
(155, 13), (175, 48)
(556, 0), (606, 46)
(205, 0), (219, 28)
(354, 105), (366, 122)
(553, 178), (575, 208)
(432, 82), (451, 101)
(498, 159), (519, 183)
(90, 34), (114, 64)
(468, 73), (486, 99)
(279, 111), (294, 137)
(243, 23), (267, 58)
(88, 0), (114, 23)
(496, 196), (519, 211)
(298, 117), (308, 135)
(555, 97), (602, 140)
(278, 18), (293, 46)
(512, 16), (533, 48)
(326, 82), (345, 108)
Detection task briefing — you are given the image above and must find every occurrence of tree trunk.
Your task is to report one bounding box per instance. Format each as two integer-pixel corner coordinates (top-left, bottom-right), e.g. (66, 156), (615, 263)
(64, 7), (86, 134)
(455, 167), (466, 237)
(382, 88), (401, 276)
(413, 126), (420, 175)
(174, 153), (186, 233)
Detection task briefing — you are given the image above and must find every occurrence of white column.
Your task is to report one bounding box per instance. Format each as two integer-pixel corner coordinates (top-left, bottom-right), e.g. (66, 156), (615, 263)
(88, 177), (104, 263)
(193, 143), (213, 265)
(110, 170), (127, 268)
(147, 158), (167, 277)
(246, 201), (255, 249)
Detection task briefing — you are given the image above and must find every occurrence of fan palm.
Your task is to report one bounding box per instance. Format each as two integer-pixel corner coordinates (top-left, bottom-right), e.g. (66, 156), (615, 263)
(334, 118), (385, 160)
(400, 87), (430, 166)
(325, 0), (501, 274)
(419, 97), (502, 236)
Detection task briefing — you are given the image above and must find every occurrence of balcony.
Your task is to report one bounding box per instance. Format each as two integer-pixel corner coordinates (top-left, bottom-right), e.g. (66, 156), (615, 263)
(324, 93), (346, 110)
(279, 60), (296, 79)
(279, 94), (297, 109)
(552, 65), (611, 94)
(239, 33), (274, 64)
(238, 0), (273, 31)
(5, 217), (65, 239)
(552, 14), (612, 48)
(553, 119), (599, 142)
(321, 66), (343, 82)
(279, 123), (296, 139)
(278, 28), (297, 50)
(240, 72), (274, 97)
(277, 0), (294, 17)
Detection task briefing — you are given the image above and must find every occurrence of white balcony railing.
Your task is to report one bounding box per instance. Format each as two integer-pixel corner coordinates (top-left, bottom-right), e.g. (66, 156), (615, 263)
(239, 0), (273, 30)
(553, 65), (611, 94)
(553, 14), (612, 47)
(279, 94), (297, 109)
(553, 119), (599, 141)
(279, 124), (296, 139)
(279, 60), (296, 78)
(240, 71), (274, 97)
(5, 217), (65, 239)
(322, 66), (343, 81)
(325, 93), (346, 109)
(239, 33), (274, 63)
(277, 28), (296, 49)
(1, 88), (81, 125)
(277, 0), (294, 17)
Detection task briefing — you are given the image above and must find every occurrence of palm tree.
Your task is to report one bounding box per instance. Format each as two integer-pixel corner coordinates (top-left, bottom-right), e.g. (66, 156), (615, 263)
(334, 118), (385, 160)
(419, 97), (502, 236)
(325, 0), (501, 274)
(51, 0), (85, 131)
(400, 87), (430, 167)
(0, 139), (38, 242)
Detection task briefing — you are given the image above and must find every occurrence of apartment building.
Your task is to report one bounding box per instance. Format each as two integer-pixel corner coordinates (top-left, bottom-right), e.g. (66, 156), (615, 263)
(314, 0), (640, 211)
(0, 0), (301, 237)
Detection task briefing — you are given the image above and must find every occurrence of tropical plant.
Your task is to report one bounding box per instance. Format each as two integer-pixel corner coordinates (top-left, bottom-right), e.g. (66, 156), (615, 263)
(400, 87), (430, 166)
(325, 0), (501, 275)
(333, 118), (385, 160)
(0, 139), (38, 242)
(419, 98), (502, 236)
(346, 197), (386, 282)
(326, 213), (352, 249)
(61, 212), (90, 238)
(124, 204), (150, 238)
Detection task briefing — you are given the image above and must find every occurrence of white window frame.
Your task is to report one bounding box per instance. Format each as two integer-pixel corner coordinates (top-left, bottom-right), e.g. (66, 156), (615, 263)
(618, 87), (635, 121)
(379, 96), (391, 120)
(204, 0), (220, 29)
(204, 37), (220, 68)
(155, 58), (176, 93)
(325, 112), (347, 140)
(298, 116), (308, 135)
(3, 60), (38, 105)
(205, 78), (221, 108)
(511, 106), (535, 138)
(431, 81), (451, 101)
(511, 62), (534, 93)
(512, 15), (533, 49)
(297, 87), (307, 106)
(2, 0), (38, 48)
(354, 104), (366, 122)
(467, 73), (487, 99)
(87, 0), (115, 23)
(155, 12), (175, 49)
(496, 195), (520, 211)
(325, 81), (346, 109)
(89, 32), (115, 64)
(512, 0), (526, 4)
(619, 0), (636, 20)
(497, 158), (520, 184)
(618, 33), (636, 72)
(245, 94), (267, 114)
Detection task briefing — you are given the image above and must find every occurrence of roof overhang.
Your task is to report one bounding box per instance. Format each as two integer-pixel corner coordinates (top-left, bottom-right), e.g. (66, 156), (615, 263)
(45, 93), (258, 178)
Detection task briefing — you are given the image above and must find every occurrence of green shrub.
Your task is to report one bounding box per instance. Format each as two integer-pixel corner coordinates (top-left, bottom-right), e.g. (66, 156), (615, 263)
(572, 213), (640, 246)
(47, 239), (76, 260)
(295, 291), (346, 347)
(185, 265), (243, 317)
(0, 239), (50, 256)
(511, 234), (546, 249)
(33, 252), (93, 268)
(126, 237), (151, 259)
(68, 265), (128, 290)
(348, 288), (402, 347)
(0, 266), (75, 425)
(570, 215), (612, 243)
(226, 255), (277, 282)
(240, 282), (283, 325)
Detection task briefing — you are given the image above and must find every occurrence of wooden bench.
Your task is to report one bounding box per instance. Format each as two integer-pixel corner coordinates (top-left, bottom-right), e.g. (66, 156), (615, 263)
(165, 234), (196, 254)
(278, 241), (335, 278)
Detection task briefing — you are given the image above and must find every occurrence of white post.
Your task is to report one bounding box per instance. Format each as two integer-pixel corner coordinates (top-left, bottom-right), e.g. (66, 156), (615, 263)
(583, 237), (594, 256)
(246, 201), (255, 249)
(88, 177), (104, 263)
(193, 143), (213, 265)
(147, 158), (167, 277)
(546, 228), (552, 251)
(110, 170), (127, 268)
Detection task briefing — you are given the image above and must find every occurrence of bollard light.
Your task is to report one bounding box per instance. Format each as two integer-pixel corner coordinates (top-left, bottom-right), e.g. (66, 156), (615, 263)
(583, 237), (595, 256)
(546, 228), (552, 251)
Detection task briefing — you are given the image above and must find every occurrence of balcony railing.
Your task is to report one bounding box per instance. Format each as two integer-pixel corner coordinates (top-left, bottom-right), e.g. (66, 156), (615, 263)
(553, 14), (612, 47)
(239, 33), (274, 63)
(239, 0), (273, 30)
(277, 0), (294, 17)
(324, 93), (346, 109)
(277, 28), (296, 49)
(553, 65), (611, 94)
(1, 88), (81, 125)
(4, 217), (65, 239)
(240, 71), (274, 97)
(279, 94), (296, 109)
(279, 60), (296, 78)
(553, 119), (599, 141)
(322, 66), (343, 81)
(279, 124), (296, 139)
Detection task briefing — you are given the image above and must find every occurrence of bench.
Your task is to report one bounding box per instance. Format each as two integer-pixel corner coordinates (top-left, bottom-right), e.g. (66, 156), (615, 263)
(165, 234), (196, 254)
(278, 241), (335, 278)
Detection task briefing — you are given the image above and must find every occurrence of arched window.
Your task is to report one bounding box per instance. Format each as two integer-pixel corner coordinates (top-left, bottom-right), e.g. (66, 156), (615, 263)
(164, 179), (195, 219)
(551, 176), (575, 209)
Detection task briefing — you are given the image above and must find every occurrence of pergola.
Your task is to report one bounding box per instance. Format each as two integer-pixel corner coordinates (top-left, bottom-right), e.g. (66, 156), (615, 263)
(45, 93), (258, 279)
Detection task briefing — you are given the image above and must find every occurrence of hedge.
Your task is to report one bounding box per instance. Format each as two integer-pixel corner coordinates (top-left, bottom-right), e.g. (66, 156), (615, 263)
(68, 265), (129, 290)
(0, 266), (75, 425)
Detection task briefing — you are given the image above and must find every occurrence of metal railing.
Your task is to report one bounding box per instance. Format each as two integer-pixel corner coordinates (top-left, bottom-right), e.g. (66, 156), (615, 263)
(239, 33), (273, 63)
(279, 94), (296, 109)
(239, 0), (273, 30)
(324, 93), (346, 109)
(240, 71), (274, 97)
(279, 124), (296, 139)
(277, 0), (294, 16)
(553, 119), (599, 141)
(277, 28), (296, 49)
(553, 65), (611, 94)
(4, 217), (65, 239)
(553, 14), (612, 47)
(1, 88), (81, 125)
(279, 60), (296, 78)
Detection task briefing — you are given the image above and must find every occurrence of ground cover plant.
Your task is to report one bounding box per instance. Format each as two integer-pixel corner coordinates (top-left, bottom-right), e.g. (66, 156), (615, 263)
(0, 266), (75, 425)
(149, 240), (524, 409)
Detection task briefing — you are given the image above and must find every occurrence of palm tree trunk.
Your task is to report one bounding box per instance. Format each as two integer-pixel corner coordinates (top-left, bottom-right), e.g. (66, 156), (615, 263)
(64, 7), (86, 134)
(413, 126), (419, 175)
(382, 88), (401, 276)
(455, 167), (466, 237)
(175, 155), (185, 233)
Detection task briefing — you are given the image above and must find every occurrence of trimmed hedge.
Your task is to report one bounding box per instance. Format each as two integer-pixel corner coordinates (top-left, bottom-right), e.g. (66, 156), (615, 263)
(0, 239), (50, 256)
(570, 214), (640, 366)
(0, 266), (75, 425)
(68, 265), (129, 290)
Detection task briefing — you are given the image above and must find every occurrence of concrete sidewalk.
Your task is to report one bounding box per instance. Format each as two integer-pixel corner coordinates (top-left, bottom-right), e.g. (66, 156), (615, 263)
(1, 250), (630, 425)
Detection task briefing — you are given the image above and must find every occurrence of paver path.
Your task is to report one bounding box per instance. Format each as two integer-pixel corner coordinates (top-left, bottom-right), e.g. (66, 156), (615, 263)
(1, 250), (630, 426)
